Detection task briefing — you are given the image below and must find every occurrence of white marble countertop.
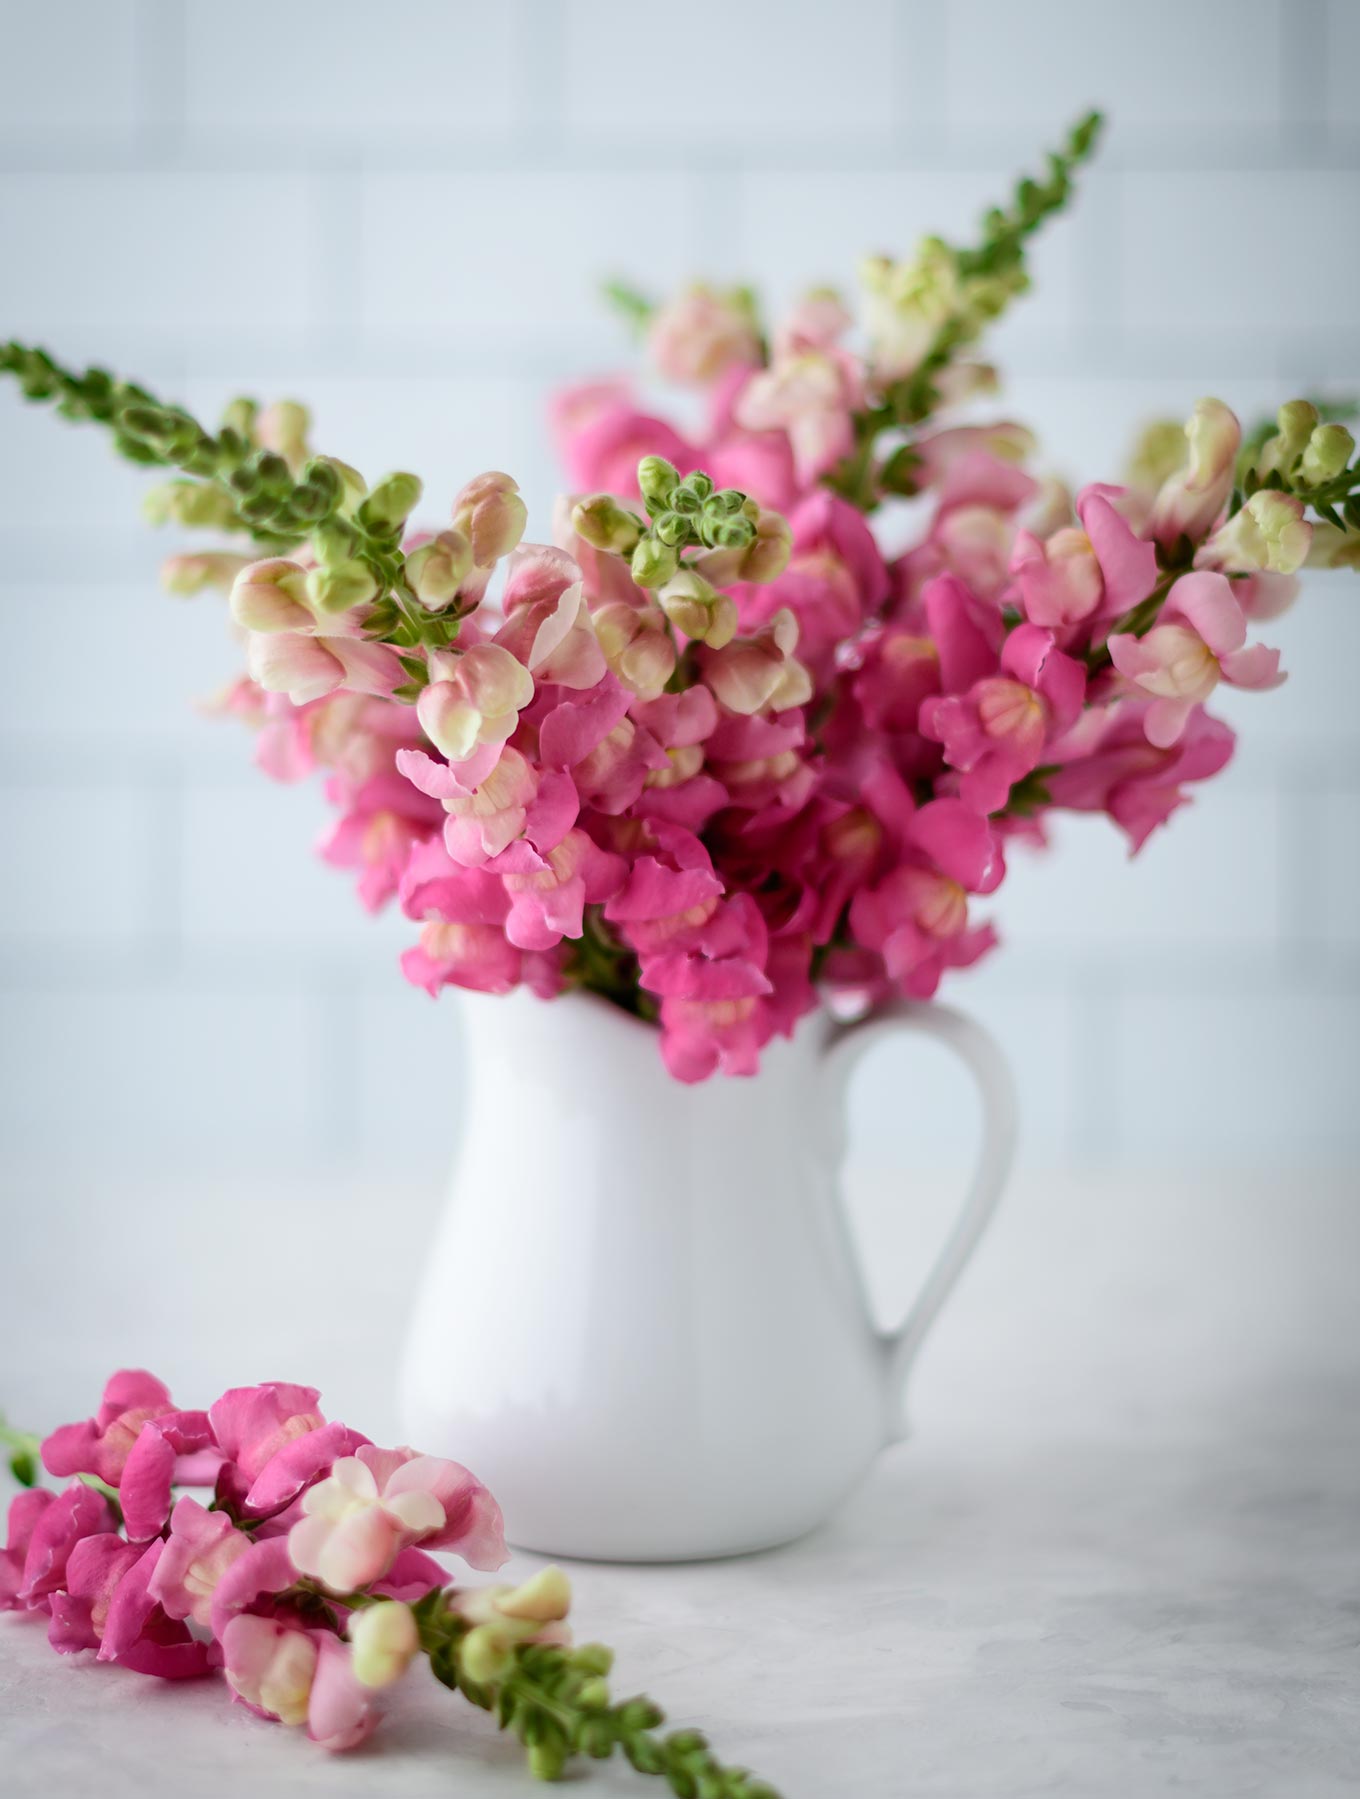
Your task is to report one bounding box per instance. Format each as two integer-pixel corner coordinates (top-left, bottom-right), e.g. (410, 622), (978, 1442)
(2, 1165), (1358, 1797)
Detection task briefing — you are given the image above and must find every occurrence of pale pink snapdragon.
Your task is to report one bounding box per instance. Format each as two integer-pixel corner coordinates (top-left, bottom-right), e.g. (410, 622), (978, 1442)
(734, 342), (864, 487)
(648, 285), (761, 385)
(1108, 570), (1285, 747)
(287, 1446), (506, 1594)
(230, 557), (404, 704)
(416, 641), (536, 766)
(1148, 398), (1241, 550)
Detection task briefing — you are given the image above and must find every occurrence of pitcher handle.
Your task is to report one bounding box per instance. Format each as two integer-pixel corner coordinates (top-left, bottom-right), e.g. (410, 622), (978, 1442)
(821, 1001), (1017, 1442)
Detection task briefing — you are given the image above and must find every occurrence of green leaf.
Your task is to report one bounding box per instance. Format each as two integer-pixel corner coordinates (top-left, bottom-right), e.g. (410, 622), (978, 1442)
(602, 279), (655, 334)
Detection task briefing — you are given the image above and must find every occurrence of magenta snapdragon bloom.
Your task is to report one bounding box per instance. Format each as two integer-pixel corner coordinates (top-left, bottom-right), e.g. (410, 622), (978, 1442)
(41, 1368), (176, 1487)
(921, 623), (1087, 814)
(3, 1375), (506, 1748)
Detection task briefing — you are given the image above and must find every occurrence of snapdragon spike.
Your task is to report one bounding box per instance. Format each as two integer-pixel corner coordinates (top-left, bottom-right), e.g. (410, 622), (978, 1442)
(2, 1376), (780, 1794)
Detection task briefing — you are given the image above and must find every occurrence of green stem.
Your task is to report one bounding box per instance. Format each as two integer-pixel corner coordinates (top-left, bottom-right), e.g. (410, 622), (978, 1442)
(415, 1593), (780, 1796)
(822, 110), (1104, 514)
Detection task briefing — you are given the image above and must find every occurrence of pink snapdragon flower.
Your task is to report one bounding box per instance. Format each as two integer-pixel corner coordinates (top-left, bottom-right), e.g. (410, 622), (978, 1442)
(5, 1481), (115, 1611)
(494, 828), (628, 950)
(849, 800), (1004, 999)
(46, 1532), (142, 1652)
(1009, 484), (1158, 630)
(119, 1408), (218, 1540)
(592, 597), (678, 700)
(738, 490), (890, 679)
(288, 1446), (506, 1594)
(553, 381), (700, 498)
(700, 610), (813, 716)
(96, 1537), (215, 1679)
(223, 1616), (377, 1749)
(604, 824), (724, 956)
(451, 471), (528, 569)
(399, 745), (578, 868)
(1108, 571), (1284, 747)
(41, 1369), (177, 1486)
(149, 1496), (253, 1627)
(0, 1488), (54, 1607)
(495, 545), (607, 691)
(1046, 702), (1236, 850)
(921, 622), (1086, 813)
(319, 768), (443, 911)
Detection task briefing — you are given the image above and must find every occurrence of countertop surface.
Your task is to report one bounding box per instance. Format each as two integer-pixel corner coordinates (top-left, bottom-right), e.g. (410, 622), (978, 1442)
(2, 1164), (1358, 1797)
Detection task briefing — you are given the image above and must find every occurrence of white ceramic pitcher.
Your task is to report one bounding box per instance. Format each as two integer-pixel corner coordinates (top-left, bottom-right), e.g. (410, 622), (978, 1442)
(400, 987), (1016, 1561)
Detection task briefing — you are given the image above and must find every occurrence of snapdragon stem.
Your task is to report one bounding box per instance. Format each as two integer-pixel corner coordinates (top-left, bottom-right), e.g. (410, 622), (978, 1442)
(412, 1591), (781, 1796)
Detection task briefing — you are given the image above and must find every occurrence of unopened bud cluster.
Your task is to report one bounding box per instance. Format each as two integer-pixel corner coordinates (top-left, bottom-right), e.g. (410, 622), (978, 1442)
(1240, 400), (1360, 535)
(573, 458), (764, 593)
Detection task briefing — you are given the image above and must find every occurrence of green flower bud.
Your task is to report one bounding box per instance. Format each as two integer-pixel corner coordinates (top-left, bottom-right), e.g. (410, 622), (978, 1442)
(576, 1677), (611, 1710)
(318, 455), (368, 515)
(669, 485), (702, 519)
(1276, 399), (1319, 452)
(619, 1698), (665, 1733)
(1301, 423), (1355, 485)
(705, 514), (756, 549)
(257, 398), (311, 472)
(637, 455), (680, 512)
(653, 509), (690, 546)
(311, 518), (360, 565)
(631, 536), (680, 587)
(305, 559), (379, 615)
(143, 480), (235, 531)
(238, 492), (281, 525)
(706, 487), (745, 518)
(1255, 400), (1321, 480)
(302, 457), (342, 502)
(1203, 490), (1311, 574)
(288, 482), (331, 523)
(571, 494), (643, 555)
(686, 471), (713, 501)
(220, 396), (258, 440)
(360, 471), (423, 533)
(253, 450), (292, 494)
(572, 1643), (614, 1676)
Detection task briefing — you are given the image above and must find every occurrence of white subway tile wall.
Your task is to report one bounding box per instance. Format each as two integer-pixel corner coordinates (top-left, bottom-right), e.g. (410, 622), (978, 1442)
(1, 0), (1356, 1174)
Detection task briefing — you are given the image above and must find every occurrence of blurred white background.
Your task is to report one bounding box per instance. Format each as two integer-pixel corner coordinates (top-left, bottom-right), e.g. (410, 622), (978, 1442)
(1, 0), (1358, 1180)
